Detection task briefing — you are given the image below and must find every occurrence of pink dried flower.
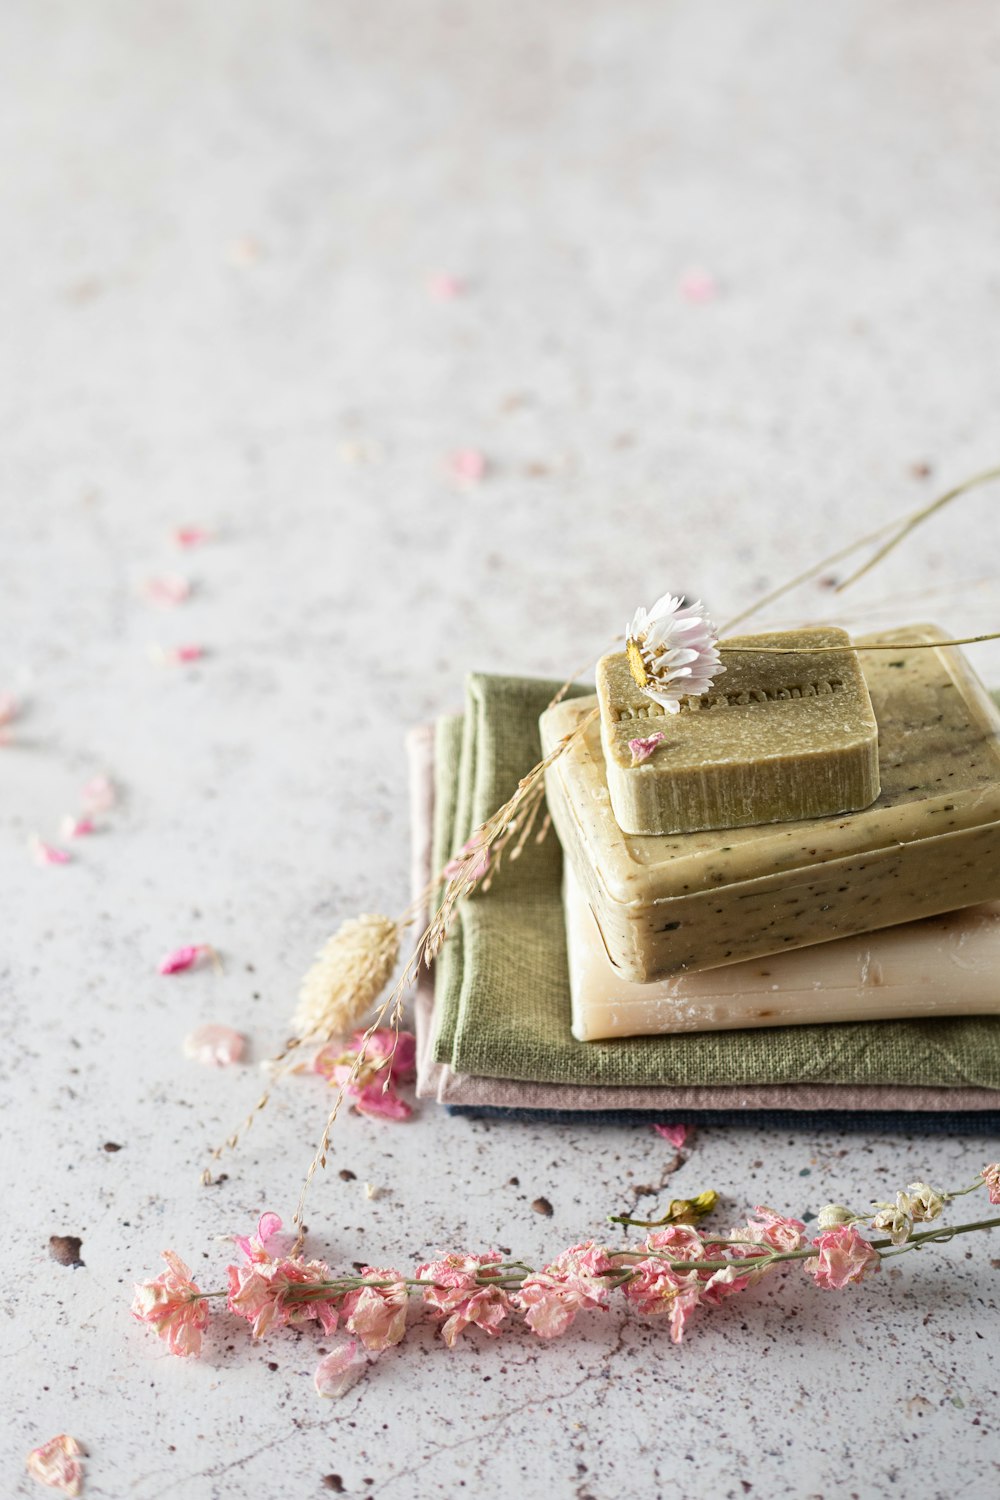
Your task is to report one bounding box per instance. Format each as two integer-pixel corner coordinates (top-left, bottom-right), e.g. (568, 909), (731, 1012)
(629, 733), (666, 767)
(428, 273), (464, 301)
(314, 1340), (369, 1398)
(233, 1211), (285, 1262)
(679, 268), (718, 303)
(313, 1028), (416, 1121)
(158, 944), (214, 975)
(60, 816), (96, 840)
(131, 1249), (210, 1356)
(622, 1259), (703, 1343)
(144, 574), (192, 606)
(515, 1242), (614, 1339)
(81, 775), (115, 813)
(25, 1434), (86, 1496)
(442, 835), (491, 883)
(173, 526), (212, 548)
(227, 1255), (339, 1338)
(417, 1251), (512, 1346)
(981, 1163), (1000, 1204)
(183, 1024), (247, 1067)
(652, 1122), (687, 1149)
(342, 1268), (409, 1351)
(804, 1225), (881, 1290)
(743, 1205), (807, 1254)
(31, 838), (71, 867)
(161, 643), (206, 664)
(447, 449), (487, 483)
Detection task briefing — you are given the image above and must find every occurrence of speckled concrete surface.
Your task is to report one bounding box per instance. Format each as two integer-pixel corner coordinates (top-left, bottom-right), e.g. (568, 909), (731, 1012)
(4, 3), (1000, 1497)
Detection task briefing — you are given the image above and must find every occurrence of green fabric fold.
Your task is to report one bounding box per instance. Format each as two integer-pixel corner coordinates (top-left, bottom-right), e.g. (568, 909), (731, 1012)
(431, 673), (1000, 1090)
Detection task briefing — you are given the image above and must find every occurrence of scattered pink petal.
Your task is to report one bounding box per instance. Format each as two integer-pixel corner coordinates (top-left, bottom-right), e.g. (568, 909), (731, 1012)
(61, 816), (96, 839)
(0, 693), (17, 726)
(629, 733), (666, 766)
(314, 1029), (416, 1122)
(653, 1123), (688, 1149)
(158, 643), (206, 665)
(144, 574), (192, 606)
(428, 272), (464, 301)
(183, 1024), (247, 1067)
(158, 944), (216, 975)
(447, 449), (487, 483)
(173, 527), (212, 548)
(31, 838), (71, 867)
(131, 1250), (209, 1356)
(314, 1340), (369, 1398)
(679, 268), (718, 304)
(26, 1434), (86, 1496)
(81, 775), (116, 813)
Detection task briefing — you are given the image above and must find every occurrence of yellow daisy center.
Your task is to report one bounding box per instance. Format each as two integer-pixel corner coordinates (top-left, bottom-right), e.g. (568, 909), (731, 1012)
(626, 636), (649, 689)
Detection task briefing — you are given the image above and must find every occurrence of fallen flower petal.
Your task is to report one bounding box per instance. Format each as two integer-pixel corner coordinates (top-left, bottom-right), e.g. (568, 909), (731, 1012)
(0, 693), (17, 726)
(131, 1250), (209, 1356)
(184, 1024), (247, 1067)
(61, 816), (96, 840)
(652, 1123), (688, 1149)
(158, 944), (215, 975)
(31, 838), (71, 867)
(162, 644), (206, 664)
(629, 733), (666, 767)
(26, 1434), (86, 1497)
(315, 1340), (369, 1398)
(144, 574), (192, 606)
(428, 272), (464, 301)
(679, 268), (718, 303)
(173, 526), (212, 548)
(448, 449), (487, 483)
(81, 775), (116, 813)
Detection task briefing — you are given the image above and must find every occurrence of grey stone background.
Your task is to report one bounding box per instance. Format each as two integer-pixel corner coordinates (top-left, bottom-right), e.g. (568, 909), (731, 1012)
(4, 2), (1000, 1497)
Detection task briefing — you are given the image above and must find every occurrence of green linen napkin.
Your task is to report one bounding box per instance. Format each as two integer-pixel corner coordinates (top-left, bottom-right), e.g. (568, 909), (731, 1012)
(431, 673), (1000, 1089)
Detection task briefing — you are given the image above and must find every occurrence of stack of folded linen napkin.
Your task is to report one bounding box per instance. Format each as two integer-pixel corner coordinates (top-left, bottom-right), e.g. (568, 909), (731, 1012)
(409, 674), (1000, 1129)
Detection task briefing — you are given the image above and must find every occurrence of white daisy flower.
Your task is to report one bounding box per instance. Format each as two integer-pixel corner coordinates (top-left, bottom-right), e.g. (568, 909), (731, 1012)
(624, 593), (725, 713)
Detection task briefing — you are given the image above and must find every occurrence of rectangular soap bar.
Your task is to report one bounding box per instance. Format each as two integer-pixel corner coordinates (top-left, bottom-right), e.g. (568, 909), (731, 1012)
(565, 864), (1000, 1038)
(597, 627), (880, 835)
(541, 625), (1000, 982)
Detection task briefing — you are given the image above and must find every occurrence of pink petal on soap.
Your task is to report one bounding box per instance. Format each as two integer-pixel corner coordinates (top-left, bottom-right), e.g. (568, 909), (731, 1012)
(26, 1434), (86, 1496)
(315, 1340), (368, 1399)
(144, 574), (192, 606)
(428, 272), (464, 301)
(158, 944), (211, 975)
(183, 1023), (247, 1067)
(653, 1123), (688, 1149)
(173, 527), (212, 548)
(61, 816), (96, 839)
(82, 775), (116, 813)
(628, 733), (666, 766)
(679, 268), (718, 303)
(448, 449), (487, 483)
(31, 838), (71, 867)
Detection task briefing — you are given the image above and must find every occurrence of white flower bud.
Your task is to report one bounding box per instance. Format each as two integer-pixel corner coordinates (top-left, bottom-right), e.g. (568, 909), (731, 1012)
(905, 1182), (945, 1222)
(816, 1203), (854, 1229)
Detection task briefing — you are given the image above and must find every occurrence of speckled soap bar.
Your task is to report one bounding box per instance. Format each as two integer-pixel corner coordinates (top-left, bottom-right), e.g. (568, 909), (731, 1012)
(541, 625), (1000, 982)
(597, 626), (880, 835)
(564, 864), (1000, 1039)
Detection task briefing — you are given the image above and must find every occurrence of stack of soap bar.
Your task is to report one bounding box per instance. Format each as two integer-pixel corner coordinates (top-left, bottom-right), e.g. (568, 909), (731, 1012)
(597, 626), (880, 835)
(540, 625), (1000, 983)
(564, 864), (1000, 1038)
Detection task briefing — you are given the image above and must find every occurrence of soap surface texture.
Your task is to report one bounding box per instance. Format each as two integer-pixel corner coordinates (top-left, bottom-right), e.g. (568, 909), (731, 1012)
(597, 626), (879, 834)
(542, 625), (1000, 982)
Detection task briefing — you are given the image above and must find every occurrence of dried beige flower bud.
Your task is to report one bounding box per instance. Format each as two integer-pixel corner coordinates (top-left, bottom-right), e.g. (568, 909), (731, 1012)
(816, 1203), (854, 1229)
(293, 914), (400, 1042)
(871, 1201), (913, 1246)
(904, 1182), (945, 1222)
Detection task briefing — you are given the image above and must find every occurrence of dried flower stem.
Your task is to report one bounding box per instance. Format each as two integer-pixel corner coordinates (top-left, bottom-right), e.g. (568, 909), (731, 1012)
(719, 631), (1000, 655)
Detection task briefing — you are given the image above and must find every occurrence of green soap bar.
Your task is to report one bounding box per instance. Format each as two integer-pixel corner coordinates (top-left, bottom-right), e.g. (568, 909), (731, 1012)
(597, 626), (880, 835)
(541, 624), (1000, 982)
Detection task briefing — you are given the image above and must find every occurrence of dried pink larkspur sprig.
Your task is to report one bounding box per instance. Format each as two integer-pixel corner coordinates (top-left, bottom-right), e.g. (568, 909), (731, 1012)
(515, 1241), (614, 1339)
(158, 944), (214, 975)
(342, 1268), (409, 1351)
(652, 1122), (687, 1149)
(314, 1340), (369, 1398)
(981, 1163), (1000, 1204)
(622, 1257), (703, 1343)
(629, 734), (666, 767)
(742, 1205), (807, 1255)
(313, 1029), (416, 1122)
(25, 1434), (86, 1497)
(131, 1249), (210, 1356)
(183, 1024), (246, 1067)
(417, 1251), (512, 1347)
(227, 1255), (340, 1339)
(804, 1225), (881, 1290)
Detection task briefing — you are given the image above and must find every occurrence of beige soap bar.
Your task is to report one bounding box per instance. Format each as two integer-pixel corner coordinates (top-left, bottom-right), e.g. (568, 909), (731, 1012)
(541, 625), (1000, 982)
(597, 626), (880, 835)
(565, 864), (1000, 1038)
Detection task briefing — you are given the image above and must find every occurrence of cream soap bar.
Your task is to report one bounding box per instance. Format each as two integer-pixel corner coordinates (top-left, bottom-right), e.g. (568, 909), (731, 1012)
(597, 627), (880, 835)
(541, 625), (1000, 982)
(565, 864), (1000, 1038)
